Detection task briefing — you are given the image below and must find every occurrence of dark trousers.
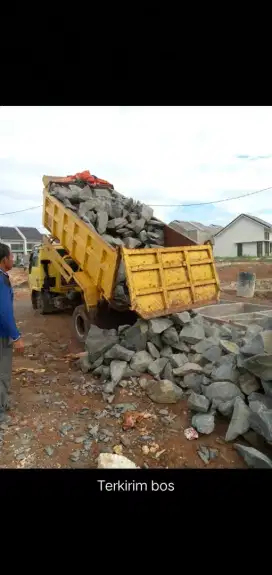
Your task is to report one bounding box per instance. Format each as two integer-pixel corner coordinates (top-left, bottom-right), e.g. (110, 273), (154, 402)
(0, 338), (13, 413)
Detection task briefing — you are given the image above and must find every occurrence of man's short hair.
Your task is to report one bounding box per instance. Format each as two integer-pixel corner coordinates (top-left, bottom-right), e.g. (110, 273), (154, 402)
(0, 243), (11, 262)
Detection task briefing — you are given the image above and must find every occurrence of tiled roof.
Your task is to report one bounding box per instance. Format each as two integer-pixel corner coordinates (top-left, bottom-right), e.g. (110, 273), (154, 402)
(0, 227), (22, 240)
(17, 227), (43, 240)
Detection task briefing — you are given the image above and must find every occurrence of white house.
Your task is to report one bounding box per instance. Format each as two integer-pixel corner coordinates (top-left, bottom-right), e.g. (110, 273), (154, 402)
(213, 214), (272, 258)
(0, 226), (43, 256)
(169, 220), (222, 245)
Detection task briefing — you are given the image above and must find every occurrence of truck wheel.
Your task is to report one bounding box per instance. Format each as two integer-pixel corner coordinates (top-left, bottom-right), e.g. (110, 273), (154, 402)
(73, 305), (91, 343)
(36, 292), (53, 315)
(31, 291), (38, 310)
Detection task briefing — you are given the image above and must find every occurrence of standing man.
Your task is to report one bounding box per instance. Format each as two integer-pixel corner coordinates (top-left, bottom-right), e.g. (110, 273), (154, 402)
(0, 243), (24, 422)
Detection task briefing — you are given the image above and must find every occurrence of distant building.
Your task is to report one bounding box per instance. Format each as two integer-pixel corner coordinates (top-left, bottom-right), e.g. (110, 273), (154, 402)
(213, 214), (272, 257)
(169, 220), (222, 245)
(0, 226), (43, 257)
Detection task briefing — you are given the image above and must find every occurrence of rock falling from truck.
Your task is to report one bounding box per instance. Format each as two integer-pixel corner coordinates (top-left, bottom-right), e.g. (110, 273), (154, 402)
(49, 179), (165, 309)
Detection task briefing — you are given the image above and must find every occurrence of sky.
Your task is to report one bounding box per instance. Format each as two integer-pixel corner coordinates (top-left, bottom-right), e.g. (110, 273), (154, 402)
(1, 106), (272, 232)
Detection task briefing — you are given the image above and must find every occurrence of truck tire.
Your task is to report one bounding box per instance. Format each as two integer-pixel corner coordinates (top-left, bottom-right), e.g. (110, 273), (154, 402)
(36, 292), (54, 315)
(73, 305), (91, 343)
(31, 291), (38, 310)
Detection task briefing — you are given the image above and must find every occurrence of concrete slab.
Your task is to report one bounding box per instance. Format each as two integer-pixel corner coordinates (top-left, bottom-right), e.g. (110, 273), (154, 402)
(195, 301), (272, 328)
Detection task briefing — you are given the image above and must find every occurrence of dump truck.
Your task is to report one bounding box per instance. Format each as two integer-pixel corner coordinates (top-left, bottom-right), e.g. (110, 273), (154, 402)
(28, 173), (220, 342)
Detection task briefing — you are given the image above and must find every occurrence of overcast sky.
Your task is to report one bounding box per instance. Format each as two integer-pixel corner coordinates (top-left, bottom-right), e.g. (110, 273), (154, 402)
(1, 106), (272, 231)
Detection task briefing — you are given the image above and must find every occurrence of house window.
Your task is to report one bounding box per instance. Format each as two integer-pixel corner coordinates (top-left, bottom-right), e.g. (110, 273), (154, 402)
(270, 242), (272, 254)
(237, 243), (243, 257)
(264, 228), (270, 240)
(265, 241), (269, 256)
(257, 242), (263, 257)
(10, 243), (24, 252)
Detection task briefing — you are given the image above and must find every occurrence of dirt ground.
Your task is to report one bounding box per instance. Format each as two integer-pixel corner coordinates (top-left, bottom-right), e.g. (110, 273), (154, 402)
(217, 261), (272, 283)
(0, 268), (247, 469)
(216, 261), (272, 303)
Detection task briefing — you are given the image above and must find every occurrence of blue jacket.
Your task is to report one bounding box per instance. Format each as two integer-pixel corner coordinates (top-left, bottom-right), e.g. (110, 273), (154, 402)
(0, 270), (21, 340)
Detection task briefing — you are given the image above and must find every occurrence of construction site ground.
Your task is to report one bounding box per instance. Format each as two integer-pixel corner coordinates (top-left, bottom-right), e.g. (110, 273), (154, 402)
(4, 262), (272, 470)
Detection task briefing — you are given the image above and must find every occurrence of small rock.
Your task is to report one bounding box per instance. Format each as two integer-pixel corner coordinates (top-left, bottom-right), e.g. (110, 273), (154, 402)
(182, 373), (202, 392)
(130, 350), (153, 372)
(211, 363), (239, 383)
(96, 210), (108, 234)
(70, 450), (81, 462)
(220, 340), (240, 355)
(79, 354), (92, 373)
(179, 324), (205, 344)
(160, 345), (174, 359)
(203, 346), (222, 363)
(44, 445), (54, 456)
(147, 342), (160, 359)
(97, 453), (139, 469)
(59, 423), (73, 436)
(110, 360), (128, 387)
(184, 427), (199, 440)
(105, 344), (134, 362)
(188, 392), (210, 413)
(249, 408), (272, 442)
(192, 413), (215, 434)
(148, 317), (173, 335)
(173, 363), (203, 376)
(234, 443), (272, 469)
(171, 311), (191, 326)
(123, 237), (142, 249)
(163, 361), (174, 381)
(169, 353), (188, 368)
(75, 436), (86, 444)
(241, 331), (272, 356)
(248, 392), (272, 410)
(261, 379), (272, 398)
(212, 399), (235, 418)
(148, 357), (168, 376)
(120, 435), (131, 447)
(159, 409), (169, 415)
(145, 379), (184, 403)
(238, 373), (260, 395)
(162, 327), (179, 346)
(225, 397), (251, 441)
(197, 445), (210, 464)
(243, 354), (272, 380)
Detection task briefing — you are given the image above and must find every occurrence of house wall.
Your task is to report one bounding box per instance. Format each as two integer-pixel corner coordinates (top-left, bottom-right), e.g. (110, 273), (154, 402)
(213, 217), (269, 257)
(242, 242), (257, 256)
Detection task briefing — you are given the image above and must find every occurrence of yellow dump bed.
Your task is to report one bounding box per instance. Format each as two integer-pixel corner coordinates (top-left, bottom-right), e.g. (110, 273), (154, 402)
(43, 177), (220, 319)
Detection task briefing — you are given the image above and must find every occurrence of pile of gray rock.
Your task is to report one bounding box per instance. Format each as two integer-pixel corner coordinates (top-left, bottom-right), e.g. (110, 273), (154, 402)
(80, 310), (272, 468)
(49, 181), (165, 308)
(49, 182), (164, 248)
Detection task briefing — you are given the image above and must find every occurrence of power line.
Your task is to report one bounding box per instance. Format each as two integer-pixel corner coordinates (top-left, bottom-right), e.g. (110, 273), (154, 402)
(0, 205), (43, 216)
(0, 184), (271, 216)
